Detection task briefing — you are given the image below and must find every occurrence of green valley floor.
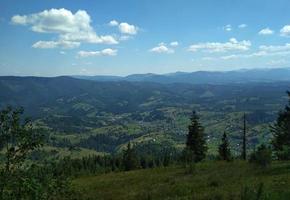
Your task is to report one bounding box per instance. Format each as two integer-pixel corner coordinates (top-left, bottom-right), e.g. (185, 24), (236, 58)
(72, 161), (290, 200)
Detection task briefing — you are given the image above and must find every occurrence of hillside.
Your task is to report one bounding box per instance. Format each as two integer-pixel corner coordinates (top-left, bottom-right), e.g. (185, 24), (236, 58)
(0, 76), (289, 157)
(73, 68), (290, 84)
(73, 161), (290, 200)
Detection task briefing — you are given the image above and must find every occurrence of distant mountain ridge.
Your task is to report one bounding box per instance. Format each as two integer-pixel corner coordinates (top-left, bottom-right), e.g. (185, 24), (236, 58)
(72, 68), (290, 84)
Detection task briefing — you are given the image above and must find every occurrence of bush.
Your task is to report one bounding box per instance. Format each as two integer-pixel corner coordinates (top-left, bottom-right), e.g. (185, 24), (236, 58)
(275, 145), (290, 160)
(249, 144), (272, 167)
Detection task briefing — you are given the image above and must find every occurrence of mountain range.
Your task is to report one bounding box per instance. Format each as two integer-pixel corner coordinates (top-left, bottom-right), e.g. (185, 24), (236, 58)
(73, 68), (290, 84)
(0, 74), (289, 155)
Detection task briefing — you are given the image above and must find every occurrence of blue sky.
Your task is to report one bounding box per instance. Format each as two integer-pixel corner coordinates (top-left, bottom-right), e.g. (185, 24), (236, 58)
(1, 0), (290, 76)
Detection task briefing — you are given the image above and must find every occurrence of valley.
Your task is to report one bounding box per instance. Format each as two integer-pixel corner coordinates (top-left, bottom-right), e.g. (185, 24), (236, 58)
(0, 76), (289, 158)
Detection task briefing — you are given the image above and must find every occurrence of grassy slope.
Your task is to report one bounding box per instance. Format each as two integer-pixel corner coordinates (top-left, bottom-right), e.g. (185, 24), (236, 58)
(72, 161), (290, 200)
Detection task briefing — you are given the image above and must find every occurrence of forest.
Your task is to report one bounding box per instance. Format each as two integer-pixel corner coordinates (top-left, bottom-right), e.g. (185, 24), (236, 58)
(1, 81), (290, 199)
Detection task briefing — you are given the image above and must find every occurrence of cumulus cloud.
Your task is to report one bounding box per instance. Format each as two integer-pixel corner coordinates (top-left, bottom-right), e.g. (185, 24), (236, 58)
(258, 28), (274, 35)
(188, 38), (251, 53)
(149, 43), (174, 54)
(108, 20), (139, 36)
(118, 22), (138, 35)
(223, 24), (232, 31)
(11, 8), (118, 49)
(108, 20), (119, 26)
(77, 48), (118, 57)
(238, 24), (247, 29)
(280, 25), (290, 37)
(170, 41), (179, 46)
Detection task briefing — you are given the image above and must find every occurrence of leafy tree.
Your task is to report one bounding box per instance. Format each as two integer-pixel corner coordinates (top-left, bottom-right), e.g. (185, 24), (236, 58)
(271, 91), (290, 160)
(185, 111), (207, 162)
(0, 107), (75, 199)
(122, 142), (139, 171)
(218, 131), (232, 161)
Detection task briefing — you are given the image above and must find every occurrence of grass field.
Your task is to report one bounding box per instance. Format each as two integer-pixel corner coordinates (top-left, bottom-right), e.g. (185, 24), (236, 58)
(72, 161), (290, 200)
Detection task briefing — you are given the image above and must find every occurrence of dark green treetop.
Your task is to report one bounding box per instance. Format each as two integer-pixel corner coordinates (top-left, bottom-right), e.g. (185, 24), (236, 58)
(185, 111), (207, 162)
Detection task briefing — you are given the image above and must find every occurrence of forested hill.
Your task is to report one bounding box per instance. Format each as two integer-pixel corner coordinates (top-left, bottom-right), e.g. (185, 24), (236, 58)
(0, 75), (289, 117)
(0, 76), (289, 155)
(73, 68), (290, 84)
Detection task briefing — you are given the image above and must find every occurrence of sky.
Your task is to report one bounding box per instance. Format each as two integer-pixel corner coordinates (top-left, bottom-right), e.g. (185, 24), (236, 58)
(1, 0), (290, 76)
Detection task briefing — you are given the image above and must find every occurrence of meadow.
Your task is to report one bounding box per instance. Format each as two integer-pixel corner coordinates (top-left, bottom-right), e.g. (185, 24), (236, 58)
(73, 161), (290, 200)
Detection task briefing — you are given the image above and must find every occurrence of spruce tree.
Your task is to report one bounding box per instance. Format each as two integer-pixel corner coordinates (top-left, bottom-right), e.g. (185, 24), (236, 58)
(185, 111), (207, 162)
(122, 142), (139, 171)
(218, 131), (231, 161)
(271, 91), (290, 160)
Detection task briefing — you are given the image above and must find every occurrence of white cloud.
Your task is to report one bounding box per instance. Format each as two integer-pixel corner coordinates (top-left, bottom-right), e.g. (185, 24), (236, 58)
(108, 20), (119, 26)
(59, 51), (66, 54)
(77, 48), (118, 57)
(149, 43), (174, 54)
(280, 25), (290, 37)
(108, 20), (139, 37)
(220, 44), (290, 60)
(32, 40), (80, 49)
(223, 24), (232, 31)
(258, 28), (274, 35)
(118, 22), (138, 35)
(220, 52), (267, 60)
(238, 24), (247, 29)
(188, 38), (251, 53)
(11, 8), (118, 48)
(170, 41), (179, 47)
(259, 43), (290, 52)
(11, 15), (27, 25)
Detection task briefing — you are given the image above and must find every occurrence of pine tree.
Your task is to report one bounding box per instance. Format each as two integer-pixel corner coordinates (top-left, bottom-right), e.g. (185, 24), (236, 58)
(185, 111), (207, 162)
(218, 131), (232, 161)
(122, 142), (139, 171)
(271, 91), (290, 160)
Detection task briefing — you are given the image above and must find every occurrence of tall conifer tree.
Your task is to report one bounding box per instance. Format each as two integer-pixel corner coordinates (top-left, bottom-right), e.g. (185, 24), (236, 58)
(122, 142), (139, 171)
(271, 91), (290, 160)
(185, 111), (207, 162)
(218, 131), (231, 161)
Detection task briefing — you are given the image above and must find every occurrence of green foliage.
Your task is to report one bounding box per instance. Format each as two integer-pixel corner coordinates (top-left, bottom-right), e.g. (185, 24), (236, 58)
(249, 144), (272, 167)
(271, 91), (290, 160)
(0, 107), (74, 200)
(0, 107), (43, 172)
(185, 111), (207, 162)
(122, 142), (140, 171)
(218, 131), (232, 161)
(275, 145), (290, 160)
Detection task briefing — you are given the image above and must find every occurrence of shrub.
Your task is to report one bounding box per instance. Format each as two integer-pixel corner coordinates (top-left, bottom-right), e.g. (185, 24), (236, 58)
(275, 145), (290, 160)
(249, 144), (272, 167)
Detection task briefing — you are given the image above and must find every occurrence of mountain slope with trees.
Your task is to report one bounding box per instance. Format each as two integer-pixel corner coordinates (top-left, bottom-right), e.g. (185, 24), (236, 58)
(0, 76), (289, 156)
